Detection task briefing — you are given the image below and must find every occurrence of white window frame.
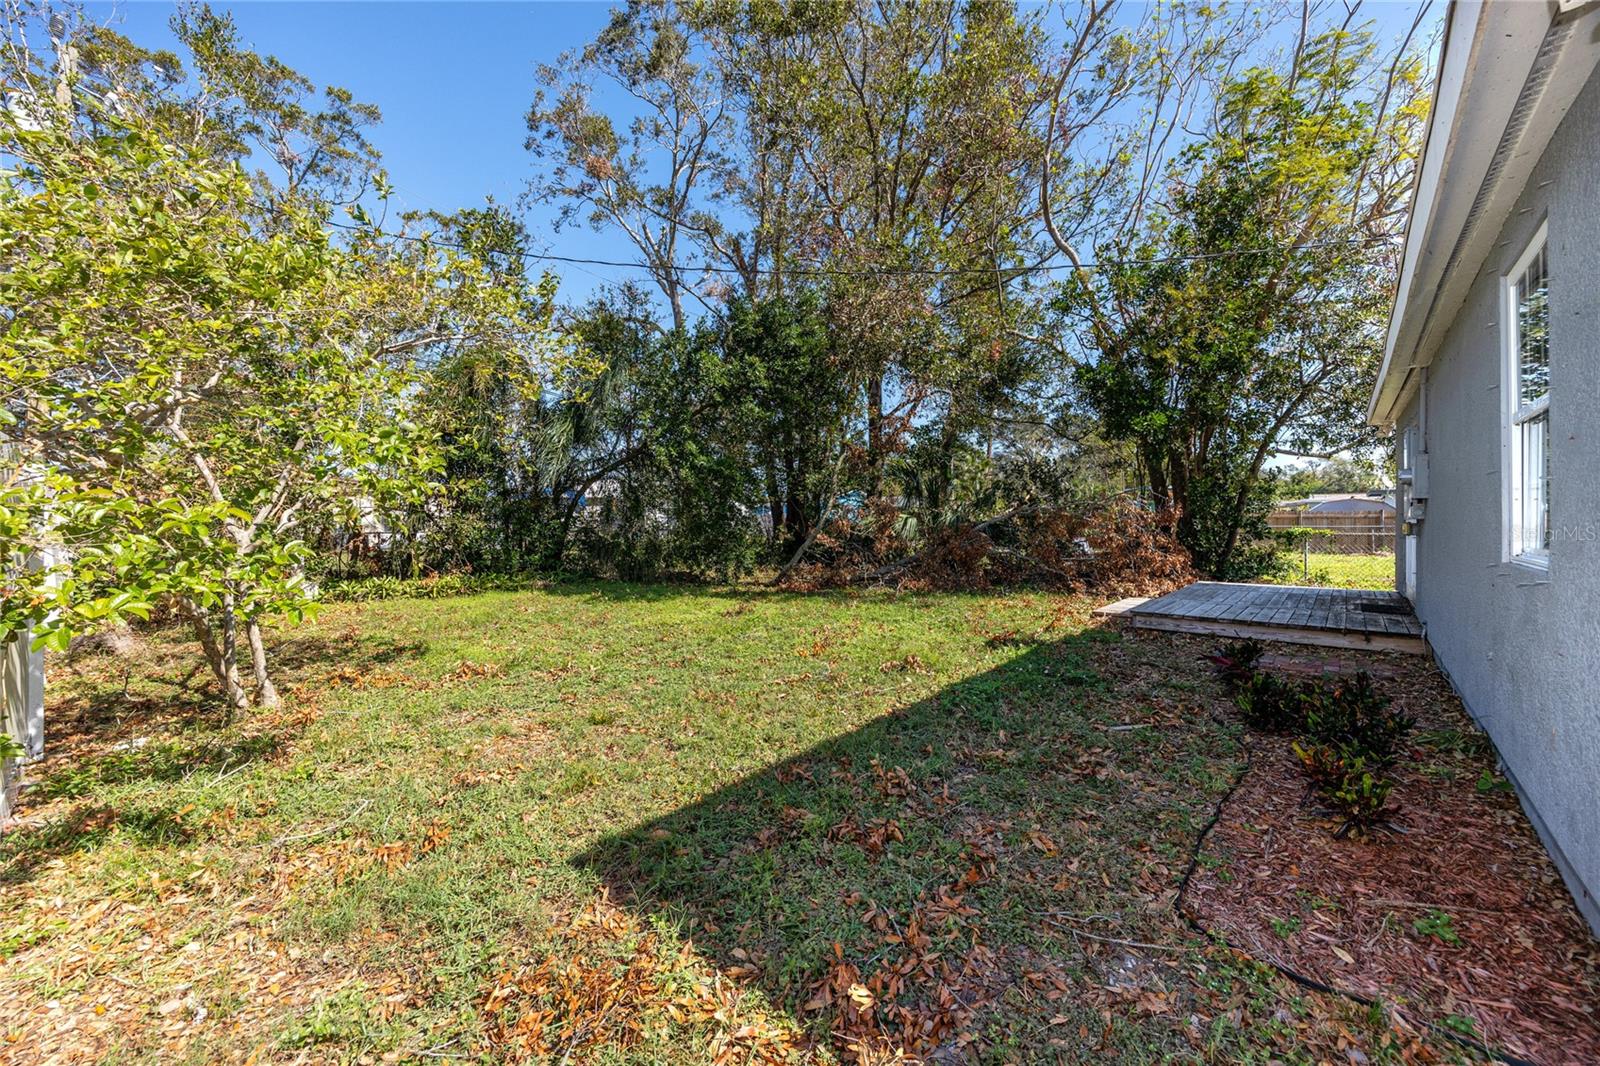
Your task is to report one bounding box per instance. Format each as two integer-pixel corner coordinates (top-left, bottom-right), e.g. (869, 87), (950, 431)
(1500, 222), (1551, 569)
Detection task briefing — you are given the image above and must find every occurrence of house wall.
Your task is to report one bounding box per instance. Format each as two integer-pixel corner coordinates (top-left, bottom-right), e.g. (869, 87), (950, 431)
(1402, 69), (1600, 934)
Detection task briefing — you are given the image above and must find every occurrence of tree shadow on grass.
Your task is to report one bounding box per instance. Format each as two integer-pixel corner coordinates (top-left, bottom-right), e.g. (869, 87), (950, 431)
(29, 732), (283, 803)
(3, 729), (280, 889)
(266, 631), (429, 678)
(575, 629), (1250, 1060)
(38, 628), (424, 794)
(5, 628), (428, 891)
(58, 630), (427, 735)
(0, 801), (197, 887)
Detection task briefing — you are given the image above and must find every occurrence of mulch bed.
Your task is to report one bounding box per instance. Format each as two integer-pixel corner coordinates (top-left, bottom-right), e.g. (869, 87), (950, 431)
(1183, 649), (1600, 1066)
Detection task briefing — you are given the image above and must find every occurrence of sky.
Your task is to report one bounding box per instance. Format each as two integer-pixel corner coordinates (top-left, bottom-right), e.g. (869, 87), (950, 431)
(80, 1), (1441, 312)
(80, 1), (646, 302)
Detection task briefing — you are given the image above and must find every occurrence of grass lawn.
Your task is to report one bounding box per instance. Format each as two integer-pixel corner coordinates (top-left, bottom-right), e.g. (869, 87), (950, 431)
(4, 584), (1481, 1063)
(1268, 552), (1396, 590)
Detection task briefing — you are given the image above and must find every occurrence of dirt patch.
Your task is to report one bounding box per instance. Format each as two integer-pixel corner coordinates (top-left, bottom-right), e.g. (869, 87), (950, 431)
(1184, 652), (1600, 1065)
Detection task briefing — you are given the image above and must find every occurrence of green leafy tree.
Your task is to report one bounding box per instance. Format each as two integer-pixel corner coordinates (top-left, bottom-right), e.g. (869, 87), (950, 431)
(529, 0), (1058, 520)
(0, 112), (428, 709)
(563, 321), (761, 580)
(744, 0), (1050, 495)
(1, 9), (561, 711)
(1060, 23), (1427, 576)
(1279, 457), (1387, 499)
(370, 206), (578, 577)
(717, 291), (855, 552)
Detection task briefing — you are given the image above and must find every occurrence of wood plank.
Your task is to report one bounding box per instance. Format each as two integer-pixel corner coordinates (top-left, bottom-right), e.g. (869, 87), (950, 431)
(1127, 615), (1427, 654)
(1093, 597), (1152, 617)
(1113, 582), (1421, 643)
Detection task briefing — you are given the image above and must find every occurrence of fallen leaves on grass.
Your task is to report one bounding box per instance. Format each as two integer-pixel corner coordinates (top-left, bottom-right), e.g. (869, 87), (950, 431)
(479, 889), (802, 1064)
(878, 654), (930, 674)
(0, 862), (423, 1064)
(445, 660), (505, 683)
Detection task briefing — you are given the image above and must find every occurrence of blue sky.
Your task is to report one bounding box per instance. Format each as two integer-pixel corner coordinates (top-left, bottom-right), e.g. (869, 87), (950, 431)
(81, 1), (1439, 311)
(82, 2), (642, 302)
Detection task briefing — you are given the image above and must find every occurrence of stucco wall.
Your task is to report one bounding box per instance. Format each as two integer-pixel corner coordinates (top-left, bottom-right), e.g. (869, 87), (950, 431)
(1403, 70), (1600, 934)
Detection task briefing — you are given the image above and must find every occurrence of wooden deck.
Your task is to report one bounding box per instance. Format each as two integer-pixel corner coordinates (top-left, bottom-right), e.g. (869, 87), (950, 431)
(1095, 582), (1426, 654)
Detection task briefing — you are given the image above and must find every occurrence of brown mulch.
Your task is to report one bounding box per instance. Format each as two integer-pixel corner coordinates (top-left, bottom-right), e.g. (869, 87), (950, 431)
(1183, 649), (1600, 1065)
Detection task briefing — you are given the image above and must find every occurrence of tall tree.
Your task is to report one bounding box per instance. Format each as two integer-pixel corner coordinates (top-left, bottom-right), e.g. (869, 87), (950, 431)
(1062, 17), (1428, 575)
(718, 290), (855, 550)
(173, 4), (383, 206)
(525, 0), (732, 331)
(755, 0), (1051, 493)
(528, 1), (1059, 510)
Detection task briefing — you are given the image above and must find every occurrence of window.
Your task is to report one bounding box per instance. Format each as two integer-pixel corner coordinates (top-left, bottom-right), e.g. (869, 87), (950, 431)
(1504, 225), (1550, 565)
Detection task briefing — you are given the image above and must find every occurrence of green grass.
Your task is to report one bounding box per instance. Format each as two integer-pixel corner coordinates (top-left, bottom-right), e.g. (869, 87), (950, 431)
(1268, 551), (1396, 590)
(3, 582), (1468, 1063)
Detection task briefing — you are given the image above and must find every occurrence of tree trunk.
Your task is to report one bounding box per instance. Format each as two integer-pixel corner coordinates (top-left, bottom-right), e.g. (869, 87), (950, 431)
(1142, 444), (1171, 510)
(784, 449), (808, 548)
(764, 461), (783, 551)
(184, 599), (250, 716)
(1164, 450), (1191, 540)
(246, 618), (281, 710)
(930, 401), (961, 526)
(865, 374), (885, 498)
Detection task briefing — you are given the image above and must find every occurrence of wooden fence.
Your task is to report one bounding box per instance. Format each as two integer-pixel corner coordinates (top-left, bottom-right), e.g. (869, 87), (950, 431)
(1267, 509), (1393, 554)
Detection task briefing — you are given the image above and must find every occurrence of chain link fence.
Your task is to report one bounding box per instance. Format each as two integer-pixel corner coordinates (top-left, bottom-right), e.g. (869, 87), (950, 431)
(1260, 518), (1396, 590)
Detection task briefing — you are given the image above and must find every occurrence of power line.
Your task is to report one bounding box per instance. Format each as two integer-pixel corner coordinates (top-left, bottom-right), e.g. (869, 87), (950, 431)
(327, 219), (1393, 278)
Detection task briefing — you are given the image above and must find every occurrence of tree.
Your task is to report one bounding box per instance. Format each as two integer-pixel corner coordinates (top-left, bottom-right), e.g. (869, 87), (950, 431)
(553, 289), (851, 576)
(1058, 19), (1427, 576)
(372, 206), (577, 577)
(0, 118), (404, 709)
(753, 0), (1051, 495)
(1279, 456), (1387, 498)
(717, 291), (855, 551)
(3, 2), (385, 206)
(529, 1), (1059, 517)
(525, 0), (732, 332)
(1, 7), (560, 711)
(172, 4), (384, 207)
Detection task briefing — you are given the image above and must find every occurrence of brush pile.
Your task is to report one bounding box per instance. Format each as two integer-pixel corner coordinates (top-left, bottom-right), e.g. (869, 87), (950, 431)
(783, 497), (1195, 596)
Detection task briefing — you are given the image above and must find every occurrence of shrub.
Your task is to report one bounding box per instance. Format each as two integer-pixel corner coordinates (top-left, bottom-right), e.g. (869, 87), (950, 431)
(1290, 674), (1410, 837)
(1293, 740), (1402, 836)
(1202, 643), (1411, 838)
(1299, 672), (1413, 766)
(1205, 639), (1265, 692)
(1234, 671), (1304, 734)
(1323, 769), (1395, 838)
(1291, 740), (1350, 789)
(321, 572), (536, 603)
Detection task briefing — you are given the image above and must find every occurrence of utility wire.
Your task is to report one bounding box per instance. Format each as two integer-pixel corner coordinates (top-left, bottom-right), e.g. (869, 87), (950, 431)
(327, 219), (1394, 278)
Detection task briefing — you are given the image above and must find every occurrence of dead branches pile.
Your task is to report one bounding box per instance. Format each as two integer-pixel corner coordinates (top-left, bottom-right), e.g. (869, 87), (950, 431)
(782, 497), (1195, 597)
